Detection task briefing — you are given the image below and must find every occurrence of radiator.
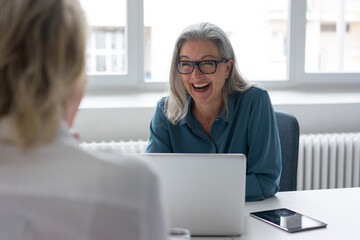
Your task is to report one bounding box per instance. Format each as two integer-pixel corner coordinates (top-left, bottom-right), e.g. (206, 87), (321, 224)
(297, 133), (360, 191)
(80, 140), (148, 153)
(80, 133), (360, 191)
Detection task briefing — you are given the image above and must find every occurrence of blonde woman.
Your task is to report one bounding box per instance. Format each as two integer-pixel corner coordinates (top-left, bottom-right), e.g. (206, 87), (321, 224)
(0, 0), (167, 239)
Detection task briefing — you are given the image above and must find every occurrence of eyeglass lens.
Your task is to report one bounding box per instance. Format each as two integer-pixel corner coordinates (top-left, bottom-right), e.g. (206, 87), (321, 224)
(178, 60), (216, 74)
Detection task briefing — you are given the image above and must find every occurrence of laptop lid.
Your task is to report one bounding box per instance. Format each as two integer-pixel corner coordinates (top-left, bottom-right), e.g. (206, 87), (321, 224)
(141, 153), (246, 237)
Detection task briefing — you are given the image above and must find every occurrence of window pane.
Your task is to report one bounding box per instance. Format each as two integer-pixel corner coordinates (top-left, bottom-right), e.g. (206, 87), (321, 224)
(95, 31), (106, 49)
(96, 55), (106, 72)
(306, 0), (360, 72)
(80, 0), (127, 75)
(144, 0), (289, 82)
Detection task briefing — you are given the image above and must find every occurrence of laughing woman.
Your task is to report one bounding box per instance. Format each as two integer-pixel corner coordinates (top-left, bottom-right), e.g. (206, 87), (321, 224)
(146, 22), (282, 202)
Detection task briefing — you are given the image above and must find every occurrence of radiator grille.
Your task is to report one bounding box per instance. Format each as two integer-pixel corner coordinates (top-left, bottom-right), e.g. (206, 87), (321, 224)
(81, 133), (360, 191)
(80, 140), (148, 153)
(297, 133), (360, 190)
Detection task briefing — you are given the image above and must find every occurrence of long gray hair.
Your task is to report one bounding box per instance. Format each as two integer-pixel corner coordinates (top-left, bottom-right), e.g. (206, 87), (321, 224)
(165, 22), (253, 124)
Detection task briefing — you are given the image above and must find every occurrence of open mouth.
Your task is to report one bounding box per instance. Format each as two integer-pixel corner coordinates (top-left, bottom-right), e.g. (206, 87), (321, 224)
(193, 82), (210, 90)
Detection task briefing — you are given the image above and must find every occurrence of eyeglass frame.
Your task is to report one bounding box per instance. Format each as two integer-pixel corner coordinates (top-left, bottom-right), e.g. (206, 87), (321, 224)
(175, 58), (229, 74)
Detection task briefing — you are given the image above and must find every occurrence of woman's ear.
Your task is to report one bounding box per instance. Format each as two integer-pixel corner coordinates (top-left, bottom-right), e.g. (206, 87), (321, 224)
(225, 59), (234, 78)
(62, 74), (87, 127)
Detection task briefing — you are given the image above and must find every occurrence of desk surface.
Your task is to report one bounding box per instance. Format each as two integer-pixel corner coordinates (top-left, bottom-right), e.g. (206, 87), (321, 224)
(192, 187), (360, 240)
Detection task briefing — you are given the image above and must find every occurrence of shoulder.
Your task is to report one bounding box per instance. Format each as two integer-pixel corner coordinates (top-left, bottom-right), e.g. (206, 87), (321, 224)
(56, 140), (160, 188)
(153, 96), (170, 121)
(232, 85), (270, 103)
(87, 149), (158, 179)
(242, 85), (268, 97)
(156, 96), (168, 109)
(81, 148), (162, 199)
(229, 86), (273, 116)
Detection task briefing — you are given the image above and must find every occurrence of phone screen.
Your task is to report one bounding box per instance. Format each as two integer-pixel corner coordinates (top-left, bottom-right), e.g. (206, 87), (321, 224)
(250, 208), (327, 233)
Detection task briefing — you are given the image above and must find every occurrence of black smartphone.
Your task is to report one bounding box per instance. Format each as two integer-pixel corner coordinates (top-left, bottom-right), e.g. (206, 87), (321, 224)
(250, 208), (327, 233)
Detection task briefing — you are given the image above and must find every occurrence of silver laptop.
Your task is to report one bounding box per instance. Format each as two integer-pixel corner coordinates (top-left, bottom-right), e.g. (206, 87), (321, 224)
(140, 153), (246, 237)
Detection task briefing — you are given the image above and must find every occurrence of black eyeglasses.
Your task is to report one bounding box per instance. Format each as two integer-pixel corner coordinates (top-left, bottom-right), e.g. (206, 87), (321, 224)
(175, 59), (228, 74)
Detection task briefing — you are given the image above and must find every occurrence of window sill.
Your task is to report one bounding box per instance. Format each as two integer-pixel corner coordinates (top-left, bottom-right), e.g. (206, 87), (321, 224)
(80, 86), (360, 109)
(75, 86), (360, 142)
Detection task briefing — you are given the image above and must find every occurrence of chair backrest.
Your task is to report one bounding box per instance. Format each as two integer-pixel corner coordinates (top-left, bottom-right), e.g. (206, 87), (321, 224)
(275, 111), (300, 191)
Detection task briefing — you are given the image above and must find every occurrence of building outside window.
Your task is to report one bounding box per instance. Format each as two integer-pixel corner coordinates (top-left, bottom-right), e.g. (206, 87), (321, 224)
(306, 0), (360, 72)
(80, 0), (360, 88)
(81, 0), (127, 76)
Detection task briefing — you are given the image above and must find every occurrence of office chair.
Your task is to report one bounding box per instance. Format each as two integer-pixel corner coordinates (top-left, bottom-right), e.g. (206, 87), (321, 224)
(275, 111), (300, 191)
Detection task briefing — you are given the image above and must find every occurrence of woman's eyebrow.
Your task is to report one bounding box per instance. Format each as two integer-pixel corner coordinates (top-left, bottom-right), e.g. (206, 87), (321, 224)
(201, 55), (217, 59)
(179, 55), (217, 60)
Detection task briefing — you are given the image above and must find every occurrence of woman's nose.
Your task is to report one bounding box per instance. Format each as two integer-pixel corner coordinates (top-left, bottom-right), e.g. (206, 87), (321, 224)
(191, 65), (203, 78)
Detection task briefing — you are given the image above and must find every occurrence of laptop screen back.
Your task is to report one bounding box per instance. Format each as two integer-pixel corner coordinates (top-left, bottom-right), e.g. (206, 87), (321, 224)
(140, 153), (246, 236)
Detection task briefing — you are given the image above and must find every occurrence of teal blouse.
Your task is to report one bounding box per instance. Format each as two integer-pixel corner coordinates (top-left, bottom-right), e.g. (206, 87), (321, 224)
(146, 86), (282, 201)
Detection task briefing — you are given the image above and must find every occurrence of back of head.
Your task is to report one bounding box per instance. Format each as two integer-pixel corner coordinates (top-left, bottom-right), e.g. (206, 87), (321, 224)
(0, 0), (88, 149)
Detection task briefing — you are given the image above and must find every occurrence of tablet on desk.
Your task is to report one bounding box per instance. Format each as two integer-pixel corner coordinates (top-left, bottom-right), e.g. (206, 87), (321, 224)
(250, 208), (327, 233)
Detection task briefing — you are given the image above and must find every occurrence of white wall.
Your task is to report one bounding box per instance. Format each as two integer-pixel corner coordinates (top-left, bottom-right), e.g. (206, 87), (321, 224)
(74, 90), (360, 142)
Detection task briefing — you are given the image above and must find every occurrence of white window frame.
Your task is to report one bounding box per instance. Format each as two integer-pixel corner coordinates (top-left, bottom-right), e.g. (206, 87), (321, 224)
(86, 0), (360, 91)
(288, 0), (359, 86)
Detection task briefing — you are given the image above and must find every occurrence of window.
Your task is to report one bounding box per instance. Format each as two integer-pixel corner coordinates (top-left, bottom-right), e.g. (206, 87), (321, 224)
(87, 28), (126, 74)
(80, 0), (360, 89)
(305, 0), (360, 73)
(80, 0), (127, 78)
(144, 0), (289, 82)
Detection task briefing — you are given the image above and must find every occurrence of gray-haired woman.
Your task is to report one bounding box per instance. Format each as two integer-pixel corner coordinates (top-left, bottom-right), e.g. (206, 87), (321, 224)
(147, 22), (282, 202)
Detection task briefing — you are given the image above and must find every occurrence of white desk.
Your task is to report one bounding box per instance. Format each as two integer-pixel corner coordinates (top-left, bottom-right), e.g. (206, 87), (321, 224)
(192, 187), (360, 240)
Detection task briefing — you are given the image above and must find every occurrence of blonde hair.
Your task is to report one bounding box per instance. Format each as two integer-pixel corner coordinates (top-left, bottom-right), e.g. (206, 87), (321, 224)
(0, 0), (88, 149)
(166, 22), (254, 124)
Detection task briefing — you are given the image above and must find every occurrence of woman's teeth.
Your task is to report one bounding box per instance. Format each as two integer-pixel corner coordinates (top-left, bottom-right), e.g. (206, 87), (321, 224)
(193, 83), (210, 89)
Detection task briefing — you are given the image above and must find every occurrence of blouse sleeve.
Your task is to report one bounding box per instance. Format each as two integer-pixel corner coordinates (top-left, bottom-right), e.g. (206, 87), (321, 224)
(146, 98), (172, 153)
(245, 89), (282, 201)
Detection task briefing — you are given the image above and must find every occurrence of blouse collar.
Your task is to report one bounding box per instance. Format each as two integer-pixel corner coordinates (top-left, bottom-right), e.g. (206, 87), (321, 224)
(0, 116), (78, 147)
(178, 94), (235, 126)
